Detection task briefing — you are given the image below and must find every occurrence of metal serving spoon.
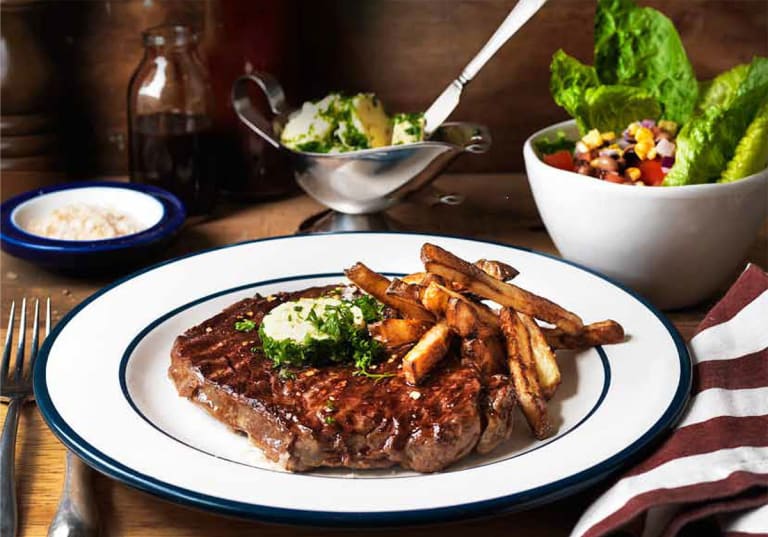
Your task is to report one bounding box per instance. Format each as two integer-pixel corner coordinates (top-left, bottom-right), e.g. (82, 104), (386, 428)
(424, 0), (548, 134)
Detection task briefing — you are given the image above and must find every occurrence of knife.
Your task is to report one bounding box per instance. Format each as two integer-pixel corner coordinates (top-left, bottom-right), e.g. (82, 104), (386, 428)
(424, 0), (548, 135)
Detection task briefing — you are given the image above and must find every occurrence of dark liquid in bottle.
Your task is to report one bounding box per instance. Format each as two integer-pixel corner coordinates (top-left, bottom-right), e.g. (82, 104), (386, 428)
(130, 112), (216, 216)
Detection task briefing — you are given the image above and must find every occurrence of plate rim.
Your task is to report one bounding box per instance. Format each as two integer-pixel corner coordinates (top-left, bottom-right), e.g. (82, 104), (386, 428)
(33, 231), (692, 526)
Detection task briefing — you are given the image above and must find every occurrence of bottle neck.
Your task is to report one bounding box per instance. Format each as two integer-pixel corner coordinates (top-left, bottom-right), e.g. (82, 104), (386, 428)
(142, 25), (199, 54)
(144, 42), (199, 58)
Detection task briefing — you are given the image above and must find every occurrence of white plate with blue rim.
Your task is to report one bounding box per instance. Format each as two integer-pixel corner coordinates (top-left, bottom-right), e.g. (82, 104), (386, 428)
(34, 232), (690, 526)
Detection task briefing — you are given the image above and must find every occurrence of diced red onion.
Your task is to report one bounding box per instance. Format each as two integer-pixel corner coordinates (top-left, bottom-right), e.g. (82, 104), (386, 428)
(661, 156), (675, 168)
(618, 138), (631, 149)
(655, 138), (676, 157)
(641, 119), (656, 128)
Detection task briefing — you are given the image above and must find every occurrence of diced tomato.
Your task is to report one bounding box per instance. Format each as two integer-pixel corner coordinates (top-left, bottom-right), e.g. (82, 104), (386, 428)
(543, 150), (575, 172)
(604, 173), (625, 184)
(639, 159), (665, 186)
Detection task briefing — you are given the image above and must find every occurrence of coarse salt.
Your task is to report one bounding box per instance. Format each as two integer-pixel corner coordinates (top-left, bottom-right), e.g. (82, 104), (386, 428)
(28, 203), (143, 240)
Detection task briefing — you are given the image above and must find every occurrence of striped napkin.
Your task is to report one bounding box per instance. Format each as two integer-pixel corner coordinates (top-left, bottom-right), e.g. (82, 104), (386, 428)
(571, 263), (768, 537)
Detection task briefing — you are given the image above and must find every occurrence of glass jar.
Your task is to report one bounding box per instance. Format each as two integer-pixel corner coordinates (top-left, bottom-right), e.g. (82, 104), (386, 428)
(128, 25), (216, 216)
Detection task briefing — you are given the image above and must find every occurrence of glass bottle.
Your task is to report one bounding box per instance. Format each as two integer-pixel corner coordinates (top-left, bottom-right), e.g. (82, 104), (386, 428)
(203, 0), (298, 200)
(128, 25), (216, 216)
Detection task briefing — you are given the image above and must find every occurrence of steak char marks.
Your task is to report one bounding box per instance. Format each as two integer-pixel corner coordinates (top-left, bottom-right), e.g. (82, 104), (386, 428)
(169, 285), (515, 472)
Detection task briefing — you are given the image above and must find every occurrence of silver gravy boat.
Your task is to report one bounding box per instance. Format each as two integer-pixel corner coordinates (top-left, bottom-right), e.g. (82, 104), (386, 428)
(231, 73), (491, 232)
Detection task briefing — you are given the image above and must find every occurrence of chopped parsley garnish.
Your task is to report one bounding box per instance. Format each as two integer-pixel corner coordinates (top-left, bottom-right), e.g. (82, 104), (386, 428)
(340, 121), (370, 150)
(405, 125), (421, 136)
(394, 112), (425, 140)
(295, 140), (331, 153)
(352, 295), (385, 323)
(234, 319), (256, 332)
(324, 415), (336, 425)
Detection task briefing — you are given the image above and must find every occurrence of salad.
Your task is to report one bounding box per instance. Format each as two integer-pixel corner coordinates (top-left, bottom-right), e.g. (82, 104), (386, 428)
(536, 0), (768, 186)
(537, 119), (678, 186)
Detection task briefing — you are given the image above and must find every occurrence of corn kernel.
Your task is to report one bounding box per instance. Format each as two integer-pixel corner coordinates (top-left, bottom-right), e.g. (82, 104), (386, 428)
(627, 123), (639, 136)
(626, 167), (641, 181)
(635, 141), (652, 159)
(582, 129), (603, 149)
(647, 148), (657, 160)
(601, 131), (616, 141)
(635, 127), (654, 143)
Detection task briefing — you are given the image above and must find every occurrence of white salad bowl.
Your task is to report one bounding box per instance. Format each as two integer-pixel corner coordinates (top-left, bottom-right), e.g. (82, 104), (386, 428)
(523, 120), (768, 310)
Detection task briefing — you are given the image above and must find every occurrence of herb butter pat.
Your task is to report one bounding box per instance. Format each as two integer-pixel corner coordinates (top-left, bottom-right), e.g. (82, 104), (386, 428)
(280, 92), (425, 153)
(335, 94), (391, 150)
(392, 113), (426, 145)
(279, 94), (341, 152)
(255, 294), (390, 378)
(261, 297), (365, 344)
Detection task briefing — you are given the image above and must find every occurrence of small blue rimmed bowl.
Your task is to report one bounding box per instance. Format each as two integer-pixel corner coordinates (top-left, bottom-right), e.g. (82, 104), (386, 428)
(1, 181), (186, 274)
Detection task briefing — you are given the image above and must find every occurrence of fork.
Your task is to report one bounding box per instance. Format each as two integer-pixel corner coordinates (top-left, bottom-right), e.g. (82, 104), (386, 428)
(1, 298), (48, 537)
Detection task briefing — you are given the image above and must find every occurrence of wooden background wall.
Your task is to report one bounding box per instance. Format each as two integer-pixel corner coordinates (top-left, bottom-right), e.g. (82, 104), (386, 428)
(2, 0), (767, 179)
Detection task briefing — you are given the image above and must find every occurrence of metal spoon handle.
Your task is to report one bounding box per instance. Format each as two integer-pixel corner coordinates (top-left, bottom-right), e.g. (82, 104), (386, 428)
(461, 0), (547, 83)
(0, 399), (22, 537)
(47, 451), (99, 537)
(232, 73), (289, 150)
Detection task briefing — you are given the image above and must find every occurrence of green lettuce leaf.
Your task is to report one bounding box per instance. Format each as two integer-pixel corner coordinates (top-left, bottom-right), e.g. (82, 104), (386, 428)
(696, 63), (750, 113)
(533, 130), (575, 155)
(663, 107), (729, 185)
(550, 49), (599, 133)
(583, 85), (661, 134)
(719, 100), (768, 182)
(594, 0), (698, 124)
(664, 57), (768, 185)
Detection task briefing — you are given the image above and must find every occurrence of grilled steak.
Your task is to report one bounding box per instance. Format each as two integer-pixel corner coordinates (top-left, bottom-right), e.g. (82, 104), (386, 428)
(169, 285), (516, 472)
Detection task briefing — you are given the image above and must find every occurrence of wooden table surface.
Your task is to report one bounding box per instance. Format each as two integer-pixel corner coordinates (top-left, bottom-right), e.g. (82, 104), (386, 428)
(1, 173), (765, 537)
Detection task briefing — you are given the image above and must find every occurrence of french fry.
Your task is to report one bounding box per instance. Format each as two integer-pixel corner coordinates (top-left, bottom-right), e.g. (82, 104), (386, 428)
(368, 319), (433, 350)
(345, 262), (435, 322)
(499, 308), (553, 439)
(461, 336), (506, 377)
(420, 272), (446, 288)
(401, 272), (428, 285)
(386, 278), (424, 303)
(421, 243), (583, 335)
(421, 281), (449, 315)
(421, 282), (500, 330)
(448, 259), (518, 295)
(543, 320), (625, 350)
(518, 313), (561, 399)
(402, 320), (453, 385)
(474, 259), (519, 281)
(445, 297), (497, 338)
(401, 272), (445, 287)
